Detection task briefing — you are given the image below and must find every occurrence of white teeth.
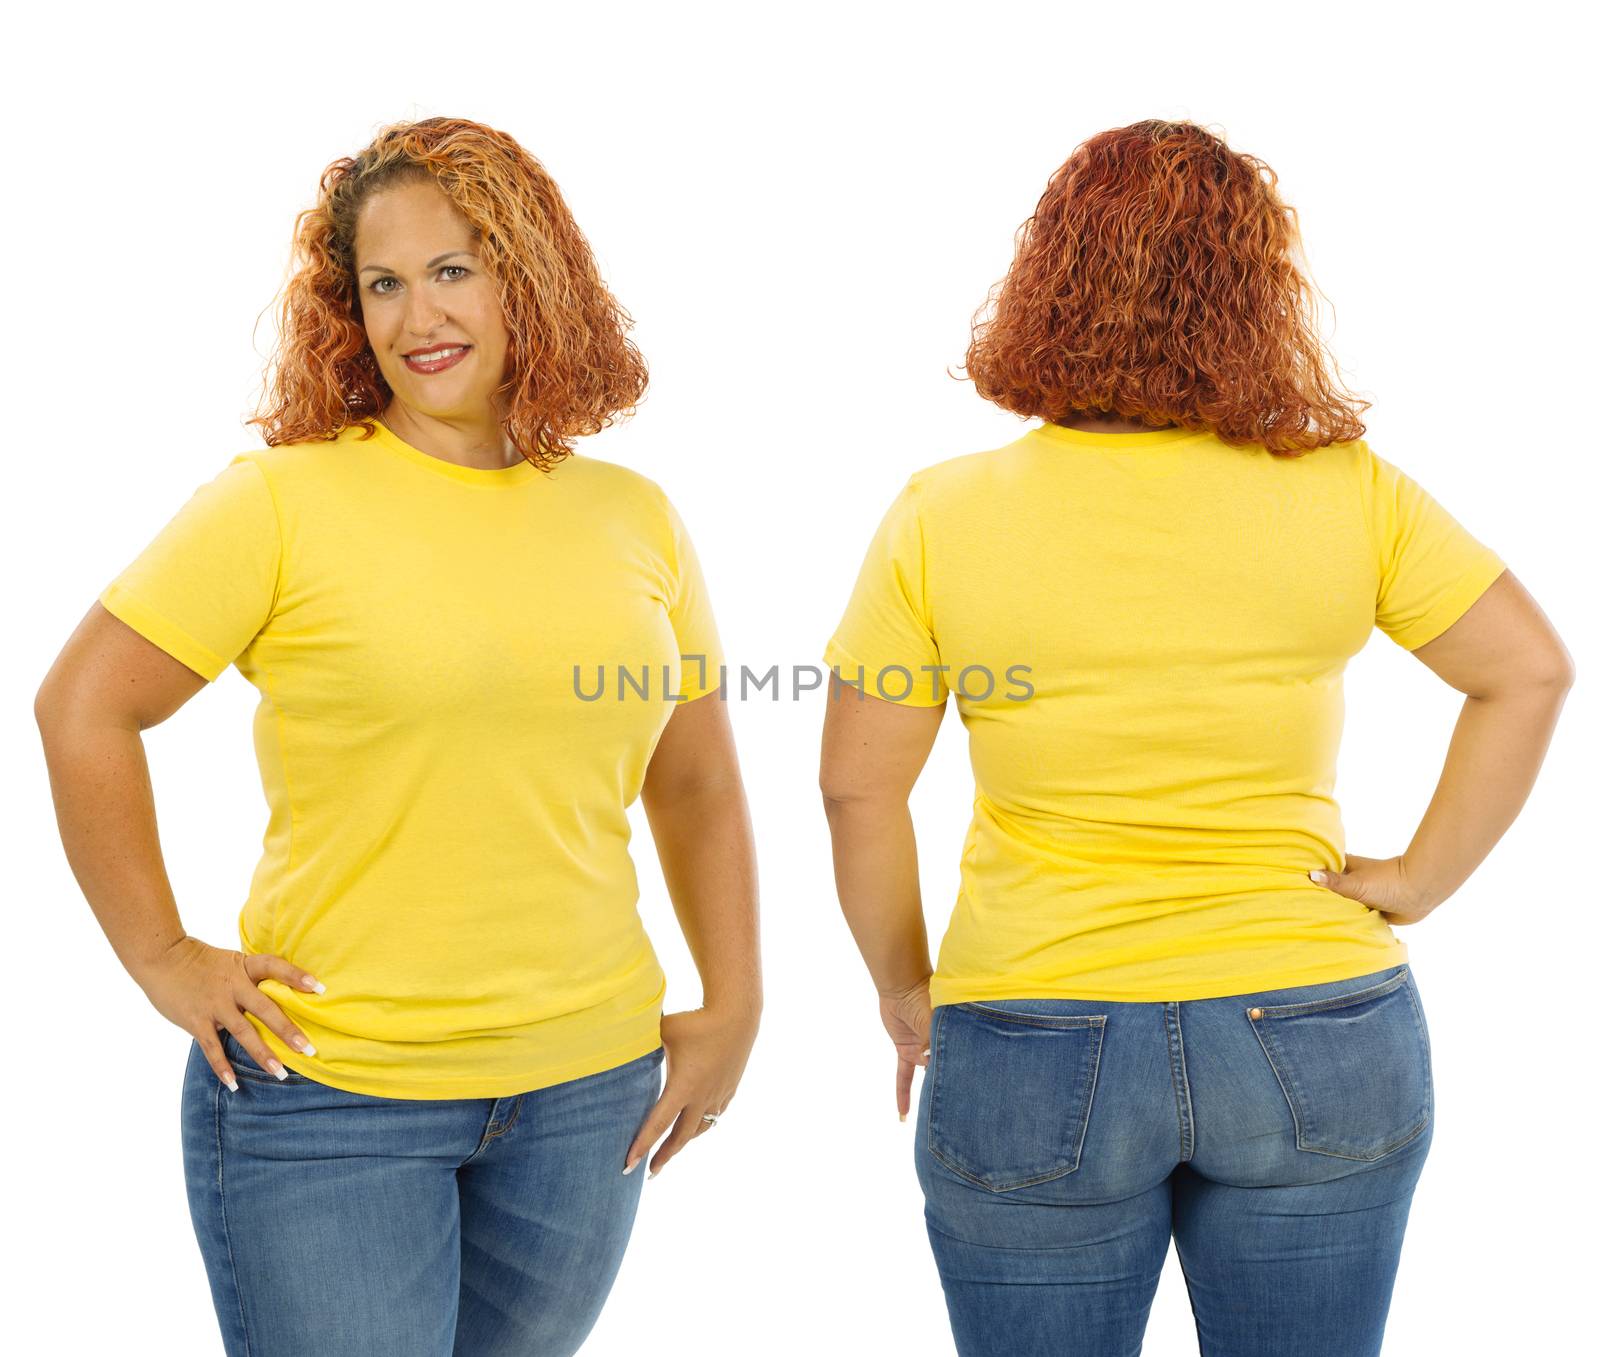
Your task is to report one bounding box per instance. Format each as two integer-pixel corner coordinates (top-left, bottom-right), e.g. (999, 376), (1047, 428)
(408, 346), (465, 362)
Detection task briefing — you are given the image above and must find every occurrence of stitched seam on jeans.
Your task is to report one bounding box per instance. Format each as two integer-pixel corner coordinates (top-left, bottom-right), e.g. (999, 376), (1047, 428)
(1249, 1020), (1307, 1152)
(1164, 1007), (1186, 1160)
(1168, 1004), (1195, 1162)
(956, 1003), (1108, 1031)
(1073, 1022), (1107, 1173)
(483, 1096), (524, 1143)
(1294, 1115), (1429, 1162)
(214, 1076), (252, 1355)
(927, 1008), (948, 1173)
(1249, 967), (1410, 1019)
(927, 1141), (1084, 1192)
(1402, 973), (1435, 1120)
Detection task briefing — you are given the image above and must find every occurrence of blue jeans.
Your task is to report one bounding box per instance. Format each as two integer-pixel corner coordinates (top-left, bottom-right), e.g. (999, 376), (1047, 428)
(915, 964), (1434, 1357)
(181, 1028), (665, 1356)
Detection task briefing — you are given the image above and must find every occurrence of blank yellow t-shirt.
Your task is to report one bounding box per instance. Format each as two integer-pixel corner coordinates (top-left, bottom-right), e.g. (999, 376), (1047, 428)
(100, 419), (724, 1097)
(824, 422), (1507, 1004)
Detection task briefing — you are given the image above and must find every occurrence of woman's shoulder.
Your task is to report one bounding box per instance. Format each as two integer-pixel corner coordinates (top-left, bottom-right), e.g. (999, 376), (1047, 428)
(226, 425), (368, 480)
(549, 450), (676, 511)
(548, 452), (713, 552)
(900, 430), (1044, 508)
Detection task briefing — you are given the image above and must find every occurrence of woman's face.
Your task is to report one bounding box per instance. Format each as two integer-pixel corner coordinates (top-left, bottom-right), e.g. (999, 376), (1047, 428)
(352, 177), (511, 426)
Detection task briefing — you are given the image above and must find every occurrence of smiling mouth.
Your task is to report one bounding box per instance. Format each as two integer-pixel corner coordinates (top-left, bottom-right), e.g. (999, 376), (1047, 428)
(402, 345), (472, 373)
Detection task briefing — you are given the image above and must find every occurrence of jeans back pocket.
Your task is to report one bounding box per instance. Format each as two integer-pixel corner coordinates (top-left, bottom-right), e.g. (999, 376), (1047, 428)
(1248, 967), (1432, 1161)
(926, 1002), (1106, 1192)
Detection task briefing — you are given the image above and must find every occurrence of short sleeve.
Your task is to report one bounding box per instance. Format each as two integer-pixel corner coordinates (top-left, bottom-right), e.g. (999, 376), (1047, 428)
(97, 454), (282, 681)
(1360, 443), (1507, 651)
(823, 476), (947, 705)
(660, 490), (726, 702)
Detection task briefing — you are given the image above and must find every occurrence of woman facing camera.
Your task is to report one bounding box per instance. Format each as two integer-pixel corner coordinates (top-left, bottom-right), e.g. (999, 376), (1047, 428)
(36, 117), (760, 1356)
(820, 119), (1572, 1357)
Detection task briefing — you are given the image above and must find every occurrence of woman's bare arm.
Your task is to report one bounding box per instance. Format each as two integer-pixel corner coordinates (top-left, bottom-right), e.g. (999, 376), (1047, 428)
(36, 602), (212, 974)
(1320, 568), (1576, 916)
(627, 685), (761, 1176)
(818, 679), (944, 999)
(640, 685), (761, 1016)
(818, 678), (945, 1117)
(35, 602), (322, 1086)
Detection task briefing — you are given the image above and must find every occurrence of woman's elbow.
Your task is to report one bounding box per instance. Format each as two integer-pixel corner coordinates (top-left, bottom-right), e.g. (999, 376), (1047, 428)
(818, 756), (858, 811)
(819, 767), (902, 818)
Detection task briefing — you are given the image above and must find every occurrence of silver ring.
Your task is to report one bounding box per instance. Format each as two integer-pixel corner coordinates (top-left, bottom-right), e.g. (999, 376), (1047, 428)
(700, 1112), (720, 1125)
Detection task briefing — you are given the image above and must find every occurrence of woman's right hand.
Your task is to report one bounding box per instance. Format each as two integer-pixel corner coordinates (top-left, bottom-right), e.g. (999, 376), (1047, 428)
(879, 978), (933, 1123)
(1309, 853), (1441, 926)
(133, 935), (324, 1089)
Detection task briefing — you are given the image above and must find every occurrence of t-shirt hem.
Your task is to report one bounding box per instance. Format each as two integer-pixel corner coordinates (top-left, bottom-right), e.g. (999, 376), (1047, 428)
(98, 583), (226, 681)
(823, 637), (947, 706)
(671, 656), (728, 703)
(1391, 555), (1507, 651)
(929, 942), (1410, 1005)
(253, 1022), (666, 1101)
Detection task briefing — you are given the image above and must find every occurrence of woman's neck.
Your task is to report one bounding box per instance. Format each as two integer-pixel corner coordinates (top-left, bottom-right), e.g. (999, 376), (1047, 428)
(380, 401), (520, 471)
(1053, 412), (1178, 434)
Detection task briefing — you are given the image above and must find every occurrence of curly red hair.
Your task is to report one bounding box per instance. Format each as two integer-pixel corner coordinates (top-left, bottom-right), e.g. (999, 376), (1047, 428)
(249, 116), (647, 468)
(962, 120), (1368, 456)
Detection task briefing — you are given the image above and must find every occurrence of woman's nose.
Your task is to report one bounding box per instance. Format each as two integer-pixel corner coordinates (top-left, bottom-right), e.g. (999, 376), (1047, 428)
(405, 296), (447, 336)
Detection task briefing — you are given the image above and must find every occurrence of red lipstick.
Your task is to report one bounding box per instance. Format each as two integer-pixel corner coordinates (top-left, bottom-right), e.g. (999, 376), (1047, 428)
(403, 343), (471, 375)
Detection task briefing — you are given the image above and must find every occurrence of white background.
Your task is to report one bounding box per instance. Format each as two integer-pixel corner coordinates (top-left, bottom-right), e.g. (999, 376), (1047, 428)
(7, 2), (1594, 1352)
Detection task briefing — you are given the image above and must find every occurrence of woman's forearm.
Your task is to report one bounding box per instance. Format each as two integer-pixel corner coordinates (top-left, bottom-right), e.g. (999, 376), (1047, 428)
(642, 780), (762, 1016)
(36, 710), (187, 986)
(822, 796), (932, 998)
(1403, 679), (1574, 909)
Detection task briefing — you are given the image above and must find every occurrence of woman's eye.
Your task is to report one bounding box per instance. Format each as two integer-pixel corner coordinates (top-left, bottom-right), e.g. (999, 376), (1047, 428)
(367, 266), (465, 295)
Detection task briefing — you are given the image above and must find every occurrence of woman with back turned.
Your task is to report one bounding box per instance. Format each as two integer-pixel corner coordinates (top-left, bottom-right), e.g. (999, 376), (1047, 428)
(819, 119), (1573, 1357)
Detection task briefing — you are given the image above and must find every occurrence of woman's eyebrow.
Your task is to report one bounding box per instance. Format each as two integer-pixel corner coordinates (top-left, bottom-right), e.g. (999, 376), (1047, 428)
(357, 250), (475, 276)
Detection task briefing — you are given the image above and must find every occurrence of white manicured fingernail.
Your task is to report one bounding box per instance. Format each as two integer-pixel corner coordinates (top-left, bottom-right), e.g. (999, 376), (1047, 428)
(622, 1158), (639, 1176)
(271, 1061), (288, 1081)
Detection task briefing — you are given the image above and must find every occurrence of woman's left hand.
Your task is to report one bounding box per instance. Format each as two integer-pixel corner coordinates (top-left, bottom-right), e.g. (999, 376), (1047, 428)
(626, 1004), (760, 1178)
(879, 977), (933, 1122)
